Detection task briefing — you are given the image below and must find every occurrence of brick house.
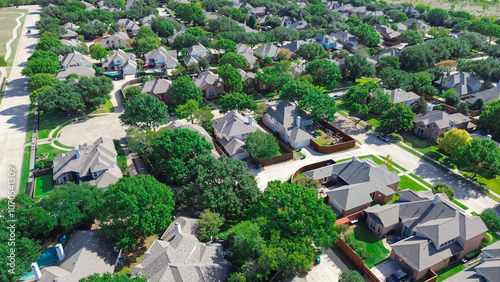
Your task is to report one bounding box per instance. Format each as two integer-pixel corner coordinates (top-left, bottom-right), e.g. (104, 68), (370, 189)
(141, 78), (173, 104)
(413, 111), (474, 141)
(99, 32), (132, 49)
(365, 190), (487, 280)
(193, 71), (224, 99)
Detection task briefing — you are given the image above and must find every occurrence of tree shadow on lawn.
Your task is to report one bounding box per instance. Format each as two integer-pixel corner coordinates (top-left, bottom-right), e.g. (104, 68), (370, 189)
(353, 225), (382, 244)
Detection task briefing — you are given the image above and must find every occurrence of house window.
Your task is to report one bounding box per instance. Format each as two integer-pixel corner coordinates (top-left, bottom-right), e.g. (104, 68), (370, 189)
(209, 89), (215, 97)
(118, 39), (122, 44)
(431, 125), (436, 130)
(322, 177), (328, 184)
(416, 128), (423, 136)
(370, 220), (376, 230)
(378, 226), (381, 233)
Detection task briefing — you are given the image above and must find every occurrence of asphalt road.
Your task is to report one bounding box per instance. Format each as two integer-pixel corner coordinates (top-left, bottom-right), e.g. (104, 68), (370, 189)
(0, 5), (40, 199)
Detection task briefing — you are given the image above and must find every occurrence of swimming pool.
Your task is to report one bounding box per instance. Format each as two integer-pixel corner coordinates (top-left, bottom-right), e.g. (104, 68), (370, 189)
(20, 247), (58, 280)
(105, 72), (121, 76)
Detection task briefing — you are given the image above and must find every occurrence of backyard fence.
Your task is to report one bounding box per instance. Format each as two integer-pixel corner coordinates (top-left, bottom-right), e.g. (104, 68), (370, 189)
(309, 121), (356, 154)
(120, 78), (142, 97)
(33, 167), (53, 178)
(337, 238), (381, 282)
(251, 142), (293, 166)
(424, 269), (438, 282)
(291, 159), (335, 181)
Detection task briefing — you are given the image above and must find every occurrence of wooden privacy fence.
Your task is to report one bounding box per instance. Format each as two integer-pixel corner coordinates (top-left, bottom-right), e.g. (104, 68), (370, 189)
(33, 167), (53, 178)
(310, 121), (356, 154)
(424, 269), (438, 282)
(337, 238), (381, 282)
(251, 141), (293, 166)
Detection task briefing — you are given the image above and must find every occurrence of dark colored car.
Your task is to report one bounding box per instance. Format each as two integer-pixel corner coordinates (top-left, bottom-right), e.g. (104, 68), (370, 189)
(27, 29), (31, 34)
(377, 134), (390, 142)
(332, 94), (343, 100)
(386, 269), (408, 282)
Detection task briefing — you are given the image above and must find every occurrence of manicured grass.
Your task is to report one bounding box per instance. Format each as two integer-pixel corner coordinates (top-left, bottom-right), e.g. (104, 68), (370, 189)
(34, 174), (54, 197)
(20, 145), (31, 194)
(451, 199), (469, 210)
(399, 175), (429, 191)
(381, 155), (407, 172)
(52, 122), (72, 139)
(312, 129), (332, 146)
(25, 104), (35, 143)
(396, 142), (423, 157)
(37, 144), (67, 159)
(88, 98), (115, 114)
(400, 132), (440, 155)
(409, 173), (433, 188)
(460, 171), (500, 196)
(38, 110), (74, 140)
(358, 155), (398, 172)
(293, 150), (305, 160)
(293, 60), (301, 64)
(355, 78), (378, 85)
(483, 230), (500, 247)
(436, 261), (464, 282)
(53, 140), (74, 150)
(366, 118), (380, 128)
(345, 225), (390, 268)
(0, 8), (28, 66)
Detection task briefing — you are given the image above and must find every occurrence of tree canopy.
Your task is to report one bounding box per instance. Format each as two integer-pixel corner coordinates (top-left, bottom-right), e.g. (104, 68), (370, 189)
(341, 81), (379, 115)
(305, 59), (342, 89)
(299, 90), (337, 122)
(77, 76), (113, 108)
(197, 209), (225, 242)
(432, 183), (455, 201)
(245, 131), (281, 160)
(175, 3), (206, 25)
(379, 103), (416, 132)
(218, 64), (243, 93)
(119, 94), (169, 131)
(38, 83), (85, 112)
(477, 99), (500, 139)
(280, 80), (316, 102)
(170, 75), (204, 105)
(453, 138), (500, 178)
(219, 92), (257, 113)
(219, 52), (248, 68)
(27, 73), (60, 92)
(437, 128), (472, 155)
(345, 54), (376, 80)
(295, 42), (326, 61)
(352, 24), (380, 47)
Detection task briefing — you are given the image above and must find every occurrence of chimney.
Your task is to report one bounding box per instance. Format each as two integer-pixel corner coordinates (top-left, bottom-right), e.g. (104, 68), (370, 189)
(433, 194), (441, 205)
(352, 156), (357, 162)
(174, 222), (181, 234)
(32, 262), (42, 281)
(427, 105), (433, 113)
(74, 147), (80, 159)
(106, 54), (110, 61)
(296, 116), (301, 128)
(248, 116), (253, 125)
(56, 244), (65, 261)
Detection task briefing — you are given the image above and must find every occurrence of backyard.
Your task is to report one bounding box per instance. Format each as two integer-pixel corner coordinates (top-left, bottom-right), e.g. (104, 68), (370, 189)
(34, 174), (54, 197)
(344, 224), (390, 268)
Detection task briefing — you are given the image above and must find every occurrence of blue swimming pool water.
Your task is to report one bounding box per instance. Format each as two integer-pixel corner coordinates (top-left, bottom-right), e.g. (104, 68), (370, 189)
(20, 247), (58, 280)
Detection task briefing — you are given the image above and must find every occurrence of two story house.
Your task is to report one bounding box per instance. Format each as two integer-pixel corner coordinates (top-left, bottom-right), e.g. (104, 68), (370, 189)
(303, 157), (400, 216)
(53, 137), (122, 189)
(141, 78), (173, 104)
(99, 32), (132, 49)
(365, 190), (487, 280)
(253, 44), (282, 61)
(213, 111), (266, 159)
(374, 24), (401, 46)
(263, 100), (313, 149)
(439, 72), (484, 96)
(193, 71), (224, 99)
(313, 34), (340, 50)
(330, 31), (358, 49)
(116, 18), (140, 36)
(102, 49), (137, 76)
(144, 46), (178, 69)
(384, 88), (420, 105)
(413, 110), (474, 141)
(56, 50), (94, 80)
(367, 48), (402, 66)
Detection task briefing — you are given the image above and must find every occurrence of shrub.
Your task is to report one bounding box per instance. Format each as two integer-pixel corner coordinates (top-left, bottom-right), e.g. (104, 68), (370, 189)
(359, 248), (371, 259)
(482, 232), (493, 244)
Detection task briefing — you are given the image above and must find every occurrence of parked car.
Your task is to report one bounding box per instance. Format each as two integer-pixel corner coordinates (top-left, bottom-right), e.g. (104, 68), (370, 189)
(386, 269), (408, 282)
(377, 134), (390, 142)
(27, 29), (31, 34)
(332, 94), (343, 100)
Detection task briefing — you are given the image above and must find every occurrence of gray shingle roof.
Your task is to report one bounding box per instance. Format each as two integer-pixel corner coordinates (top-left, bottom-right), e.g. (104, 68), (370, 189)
(145, 46), (178, 66)
(100, 32), (131, 47)
(475, 260), (500, 282)
(116, 18), (140, 32)
(141, 78), (172, 96)
(414, 111), (471, 130)
(440, 72), (483, 96)
(193, 71), (222, 91)
(213, 111), (264, 138)
(482, 241), (500, 259)
(464, 87), (500, 104)
(281, 40), (307, 53)
(367, 49), (402, 65)
(38, 230), (118, 282)
(131, 217), (231, 281)
(102, 49), (136, 69)
(266, 100), (313, 144)
(383, 88), (419, 104)
(253, 44), (281, 58)
(188, 43), (211, 58)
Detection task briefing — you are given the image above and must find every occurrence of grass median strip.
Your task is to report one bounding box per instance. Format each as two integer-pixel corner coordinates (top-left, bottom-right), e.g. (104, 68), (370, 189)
(451, 199), (469, 210)
(20, 145), (31, 194)
(409, 173), (433, 189)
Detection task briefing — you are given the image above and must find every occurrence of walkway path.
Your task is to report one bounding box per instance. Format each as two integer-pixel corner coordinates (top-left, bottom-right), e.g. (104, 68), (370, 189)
(0, 5), (40, 199)
(2, 12), (25, 61)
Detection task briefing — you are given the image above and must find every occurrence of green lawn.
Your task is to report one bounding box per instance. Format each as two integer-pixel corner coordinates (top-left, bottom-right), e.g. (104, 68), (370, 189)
(436, 261), (464, 282)
(355, 78), (378, 85)
(0, 8), (28, 67)
(382, 155), (407, 172)
(25, 104), (35, 143)
(408, 173), (433, 189)
(52, 122), (72, 139)
(88, 98), (115, 114)
(20, 145), (31, 194)
(366, 118), (380, 128)
(38, 110), (74, 139)
(451, 199), (469, 210)
(460, 171), (500, 196)
(37, 144), (67, 159)
(312, 129), (332, 146)
(34, 174), (54, 197)
(400, 132), (440, 155)
(53, 140), (74, 150)
(483, 230), (500, 247)
(399, 175), (429, 191)
(345, 225), (390, 268)
(358, 155), (398, 172)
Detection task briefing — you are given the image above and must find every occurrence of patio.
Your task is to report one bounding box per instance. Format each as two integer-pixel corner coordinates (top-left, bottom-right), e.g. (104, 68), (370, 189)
(371, 259), (402, 281)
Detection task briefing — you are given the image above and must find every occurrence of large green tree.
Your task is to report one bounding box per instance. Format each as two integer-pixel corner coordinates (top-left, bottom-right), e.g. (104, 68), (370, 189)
(398, 30), (424, 45)
(170, 75), (203, 105)
(305, 59), (342, 89)
(219, 52), (248, 68)
(345, 54), (376, 80)
(125, 126), (160, 158)
(477, 99), (500, 139)
(22, 50), (60, 76)
(27, 73), (60, 92)
(219, 92), (257, 113)
(341, 81), (379, 115)
(77, 76), (113, 108)
(369, 91), (392, 114)
(212, 38), (236, 53)
(80, 273), (147, 281)
(245, 131), (280, 160)
(218, 64), (243, 93)
(38, 83), (85, 112)
(480, 211), (500, 233)
(432, 183), (455, 200)
(379, 103), (416, 132)
(453, 138), (500, 178)
(182, 154), (260, 218)
(197, 209), (225, 242)
(299, 90), (337, 122)
(152, 128), (213, 183)
(247, 181), (339, 274)
(99, 175), (175, 249)
(280, 80), (316, 102)
(437, 128), (472, 155)
(257, 66), (293, 92)
(295, 42), (326, 61)
(35, 35), (63, 51)
(175, 3), (206, 25)
(380, 68), (414, 90)
(352, 24), (380, 47)
(339, 270), (364, 282)
(119, 94), (168, 131)
(90, 44), (109, 62)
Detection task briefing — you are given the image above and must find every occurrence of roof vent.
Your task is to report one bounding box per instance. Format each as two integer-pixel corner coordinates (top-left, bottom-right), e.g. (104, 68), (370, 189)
(433, 194), (441, 205)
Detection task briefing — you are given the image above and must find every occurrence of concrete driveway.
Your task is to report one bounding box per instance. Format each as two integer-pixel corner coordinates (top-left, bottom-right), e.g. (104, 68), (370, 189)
(0, 5), (40, 198)
(371, 259), (400, 281)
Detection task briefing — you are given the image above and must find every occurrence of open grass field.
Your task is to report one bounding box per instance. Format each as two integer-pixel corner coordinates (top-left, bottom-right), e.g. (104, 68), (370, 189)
(0, 7), (27, 66)
(36, 143), (67, 159)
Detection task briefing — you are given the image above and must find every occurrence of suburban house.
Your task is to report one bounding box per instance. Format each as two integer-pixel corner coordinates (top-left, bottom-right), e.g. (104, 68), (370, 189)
(365, 189), (487, 280)
(141, 14), (156, 28)
(413, 111), (475, 141)
(439, 72), (484, 96)
(60, 39), (81, 47)
(144, 46), (178, 69)
(303, 157), (400, 216)
(56, 50), (94, 80)
(125, 0), (136, 10)
(187, 43), (212, 60)
(240, 51), (257, 66)
(471, 241), (500, 282)
(82, 1), (95, 10)
(313, 34), (340, 50)
(52, 137), (122, 189)
(330, 31), (358, 49)
(334, 58), (347, 78)
(193, 71), (224, 99)
(99, 32), (132, 49)
(141, 78), (173, 104)
(463, 87), (500, 104)
(263, 100), (313, 149)
(251, 6), (267, 17)
(213, 111), (266, 159)
(324, 0), (340, 10)
(253, 44), (281, 61)
(236, 42), (253, 55)
(282, 40), (308, 54)
(405, 18), (431, 32)
(396, 22), (408, 32)
(102, 49), (137, 76)
(367, 48), (402, 66)
(238, 68), (259, 92)
(131, 217), (231, 281)
(116, 18), (140, 36)
(166, 121), (220, 158)
(59, 27), (78, 40)
(374, 24), (401, 45)
(402, 6), (420, 17)
(383, 88), (420, 105)
(29, 230), (119, 282)
(285, 19), (311, 31)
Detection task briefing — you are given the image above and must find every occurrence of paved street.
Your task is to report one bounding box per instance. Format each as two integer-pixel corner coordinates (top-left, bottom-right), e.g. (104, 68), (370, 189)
(0, 5), (39, 199)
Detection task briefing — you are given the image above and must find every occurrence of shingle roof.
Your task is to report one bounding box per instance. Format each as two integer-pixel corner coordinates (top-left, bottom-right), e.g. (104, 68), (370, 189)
(100, 31), (130, 46)
(266, 100), (313, 144)
(38, 230), (118, 282)
(116, 18), (139, 32)
(102, 49), (136, 69)
(482, 241), (500, 259)
(193, 71), (221, 91)
(213, 111), (264, 138)
(367, 49), (402, 65)
(131, 217), (231, 281)
(145, 46), (178, 66)
(475, 260), (500, 282)
(223, 137), (247, 156)
(236, 43), (252, 54)
(440, 72), (482, 96)
(374, 24), (401, 39)
(383, 88), (420, 104)
(414, 111), (470, 129)
(141, 78), (172, 96)
(253, 44), (281, 58)
(60, 39), (81, 47)
(281, 40), (307, 53)
(464, 87), (500, 104)
(188, 43), (211, 58)
(237, 68), (256, 83)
